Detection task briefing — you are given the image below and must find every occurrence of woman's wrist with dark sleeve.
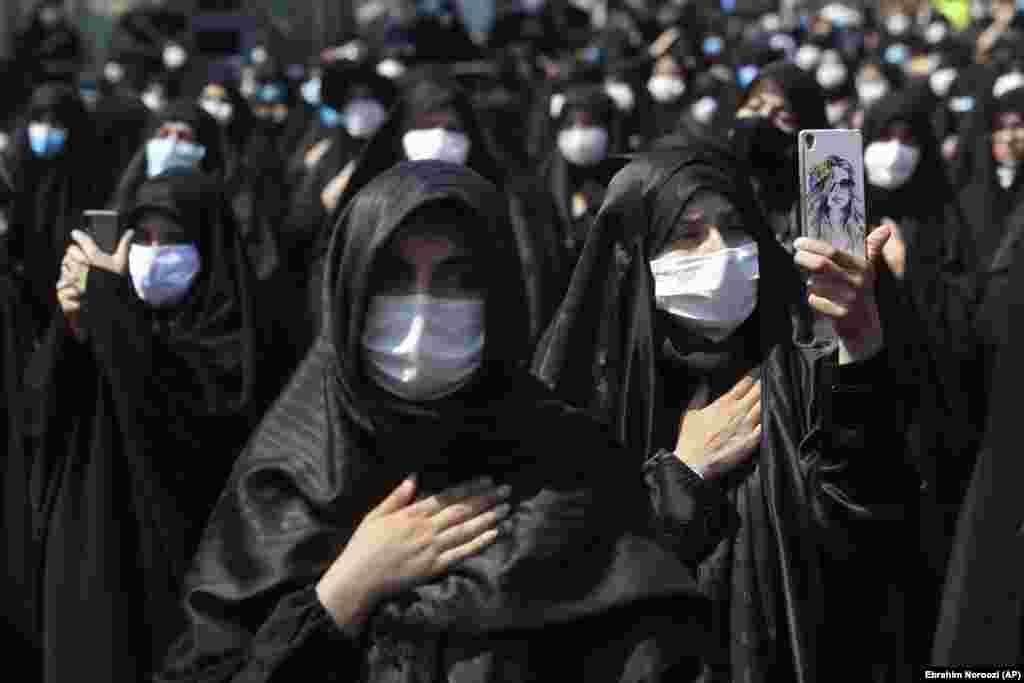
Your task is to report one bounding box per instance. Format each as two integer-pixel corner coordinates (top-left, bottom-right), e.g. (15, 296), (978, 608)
(643, 449), (738, 563)
(237, 586), (362, 681)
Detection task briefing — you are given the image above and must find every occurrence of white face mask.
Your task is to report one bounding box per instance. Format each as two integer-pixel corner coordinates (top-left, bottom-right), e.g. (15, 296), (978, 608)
(650, 241), (760, 342)
(826, 100), (849, 125)
(926, 21), (949, 45)
(930, 68), (958, 97)
(795, 44), (823, 71)
(647, 75), (687, 103)
(128, 244), (201, 307)
(377, 59), (407, 80)
(691, 96), (719, 124)
(864, 140), (921, 189)
(343, 97), (388, 139)
(994, 71), (1024, 99)
(857, 80), (889, 107)
(163, 43), (188, 70)
(104, 61), (125, 84)
(362, 294), (485, 401)
(402, 128), (471, 164)
(200, 98), (234, 125)
(146, 137), (207, 178)
(142, 89), (166, 113)
(605, 81), (635, 112)
(817, 60), (849, 90)
(886, 13), (911, 35)
(998, 162), (1018, 189)
(557, 126), (610, 167)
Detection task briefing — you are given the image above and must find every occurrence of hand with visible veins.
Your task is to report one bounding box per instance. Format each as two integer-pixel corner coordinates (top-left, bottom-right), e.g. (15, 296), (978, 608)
(674, 372), (762, 481)
(316, 476), (512, 637)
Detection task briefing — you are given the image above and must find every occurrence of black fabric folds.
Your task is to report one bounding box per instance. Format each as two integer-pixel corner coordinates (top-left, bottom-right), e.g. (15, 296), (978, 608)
(24, 170), (257, 683)
(156, 161), (713, 683)
(533, 144), (919, 682)
(2, 83), (98, 339)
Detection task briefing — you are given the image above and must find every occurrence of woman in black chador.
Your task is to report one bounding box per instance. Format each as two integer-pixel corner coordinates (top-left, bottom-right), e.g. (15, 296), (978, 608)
(25, 169), (257, 683)
(155, 161), (737, 682)
(534, 144), (922, 682)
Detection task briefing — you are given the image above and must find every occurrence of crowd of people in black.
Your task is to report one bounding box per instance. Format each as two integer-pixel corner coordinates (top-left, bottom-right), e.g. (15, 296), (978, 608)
(2, 0), (1024, 680)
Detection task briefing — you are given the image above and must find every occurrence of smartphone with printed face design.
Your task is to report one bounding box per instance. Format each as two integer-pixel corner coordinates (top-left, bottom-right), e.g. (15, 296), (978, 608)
(798, 129), (866, 259)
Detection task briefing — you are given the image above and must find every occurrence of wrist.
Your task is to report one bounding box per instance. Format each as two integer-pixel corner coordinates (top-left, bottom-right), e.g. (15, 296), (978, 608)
(838, 331), (883, 365)
(315, 572), (378, 639)
(673, 448), (709, 481)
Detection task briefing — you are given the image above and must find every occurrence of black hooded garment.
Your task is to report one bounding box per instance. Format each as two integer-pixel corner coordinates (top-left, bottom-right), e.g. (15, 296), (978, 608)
(154, 160), (732, 683)
(930, 234), (1024, 667)
(955, 78), (1024, 270)
(0, 170), (38, 681)
(2, 83), (99, 340)
(12, 1), (85, 92)
(23, 170), (257, 683)
(108, 4), (190, 93)
(540, 85), (628, 263)
(202, 80), (255, 209)
(307, 68), (569, 351)
(112, 99), (227, 213)
(730, 61), (828, 252)
(533, 145), (921, 682)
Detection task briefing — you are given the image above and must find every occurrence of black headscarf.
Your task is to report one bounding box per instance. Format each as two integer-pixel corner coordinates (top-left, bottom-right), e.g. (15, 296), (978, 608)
(533, 144), (915, 682)
(954, 75), (1024, 270)
(24, 169), (256, 683)
(731, 61), (828, 244)
(156, 161), (708, 682)
(112, 99), (227, 212)
(12, 1), (84, 90)
(4, 83), (97, 338)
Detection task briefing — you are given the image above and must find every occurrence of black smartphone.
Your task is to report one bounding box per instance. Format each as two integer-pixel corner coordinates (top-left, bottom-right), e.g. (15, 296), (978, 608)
(83, 210), (120, 254)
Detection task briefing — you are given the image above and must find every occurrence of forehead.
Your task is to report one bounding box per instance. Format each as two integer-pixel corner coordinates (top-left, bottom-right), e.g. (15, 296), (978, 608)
(389, 206), (471, 251)
(859, 64), (883, 80)
(750, 80), (787, 104)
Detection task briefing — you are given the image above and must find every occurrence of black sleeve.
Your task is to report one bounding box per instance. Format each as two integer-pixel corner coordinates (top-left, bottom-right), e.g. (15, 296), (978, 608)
(805, 349), (922, 558)
(157, 587), (363, 683)
(643, 449), (740, 566)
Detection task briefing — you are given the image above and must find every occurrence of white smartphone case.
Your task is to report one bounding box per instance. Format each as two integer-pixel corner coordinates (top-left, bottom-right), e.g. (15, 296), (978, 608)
(797, 129), (866, 259)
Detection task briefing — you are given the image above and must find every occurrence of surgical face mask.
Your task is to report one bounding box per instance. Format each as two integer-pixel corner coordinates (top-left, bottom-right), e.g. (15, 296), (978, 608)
(857, 79), (889, 107)
(343, 97), (388, 138)
(128, 243), (201, 307)
(737, 65), (759, 89)
(650, 241), (760, 342)
(925, 21), (949, 45)
(994, 71), (1024, 98)
(826, 100), (849, 125)
(950, 95), (975, 114)
(301, 77), (321, 107)
(200, 98), (234, 125)
(557, 126), (610, 167)
(142, 89), (166, 113)
(605, 81), (635, 111)
(885, 13), (911, 35)
(997, 162), (1018, 189)
(402, 128), (471, 164)
(28, 123), (67, 159)
(817, 60), (848, 90)
(703, 36), (724, 58)
(884, 43), (910, 67)
(39, 6), (61, 27)
(104, 61), (125, 84)
(647, 75), (686, 103)
(251, 46), (269, 65)
(163, 43), (187, 70)
(361, 294), (485, 402)
(691, 96), (719, 124)
(377, 59), (407, 80)
(864, 140), (921, 189)
(145, 137), (207, 178)
(319, 105), (342, 129)
(521, 0), (545, 13)
(930, 68), (958, 97)
(795, 44), (823, 71)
